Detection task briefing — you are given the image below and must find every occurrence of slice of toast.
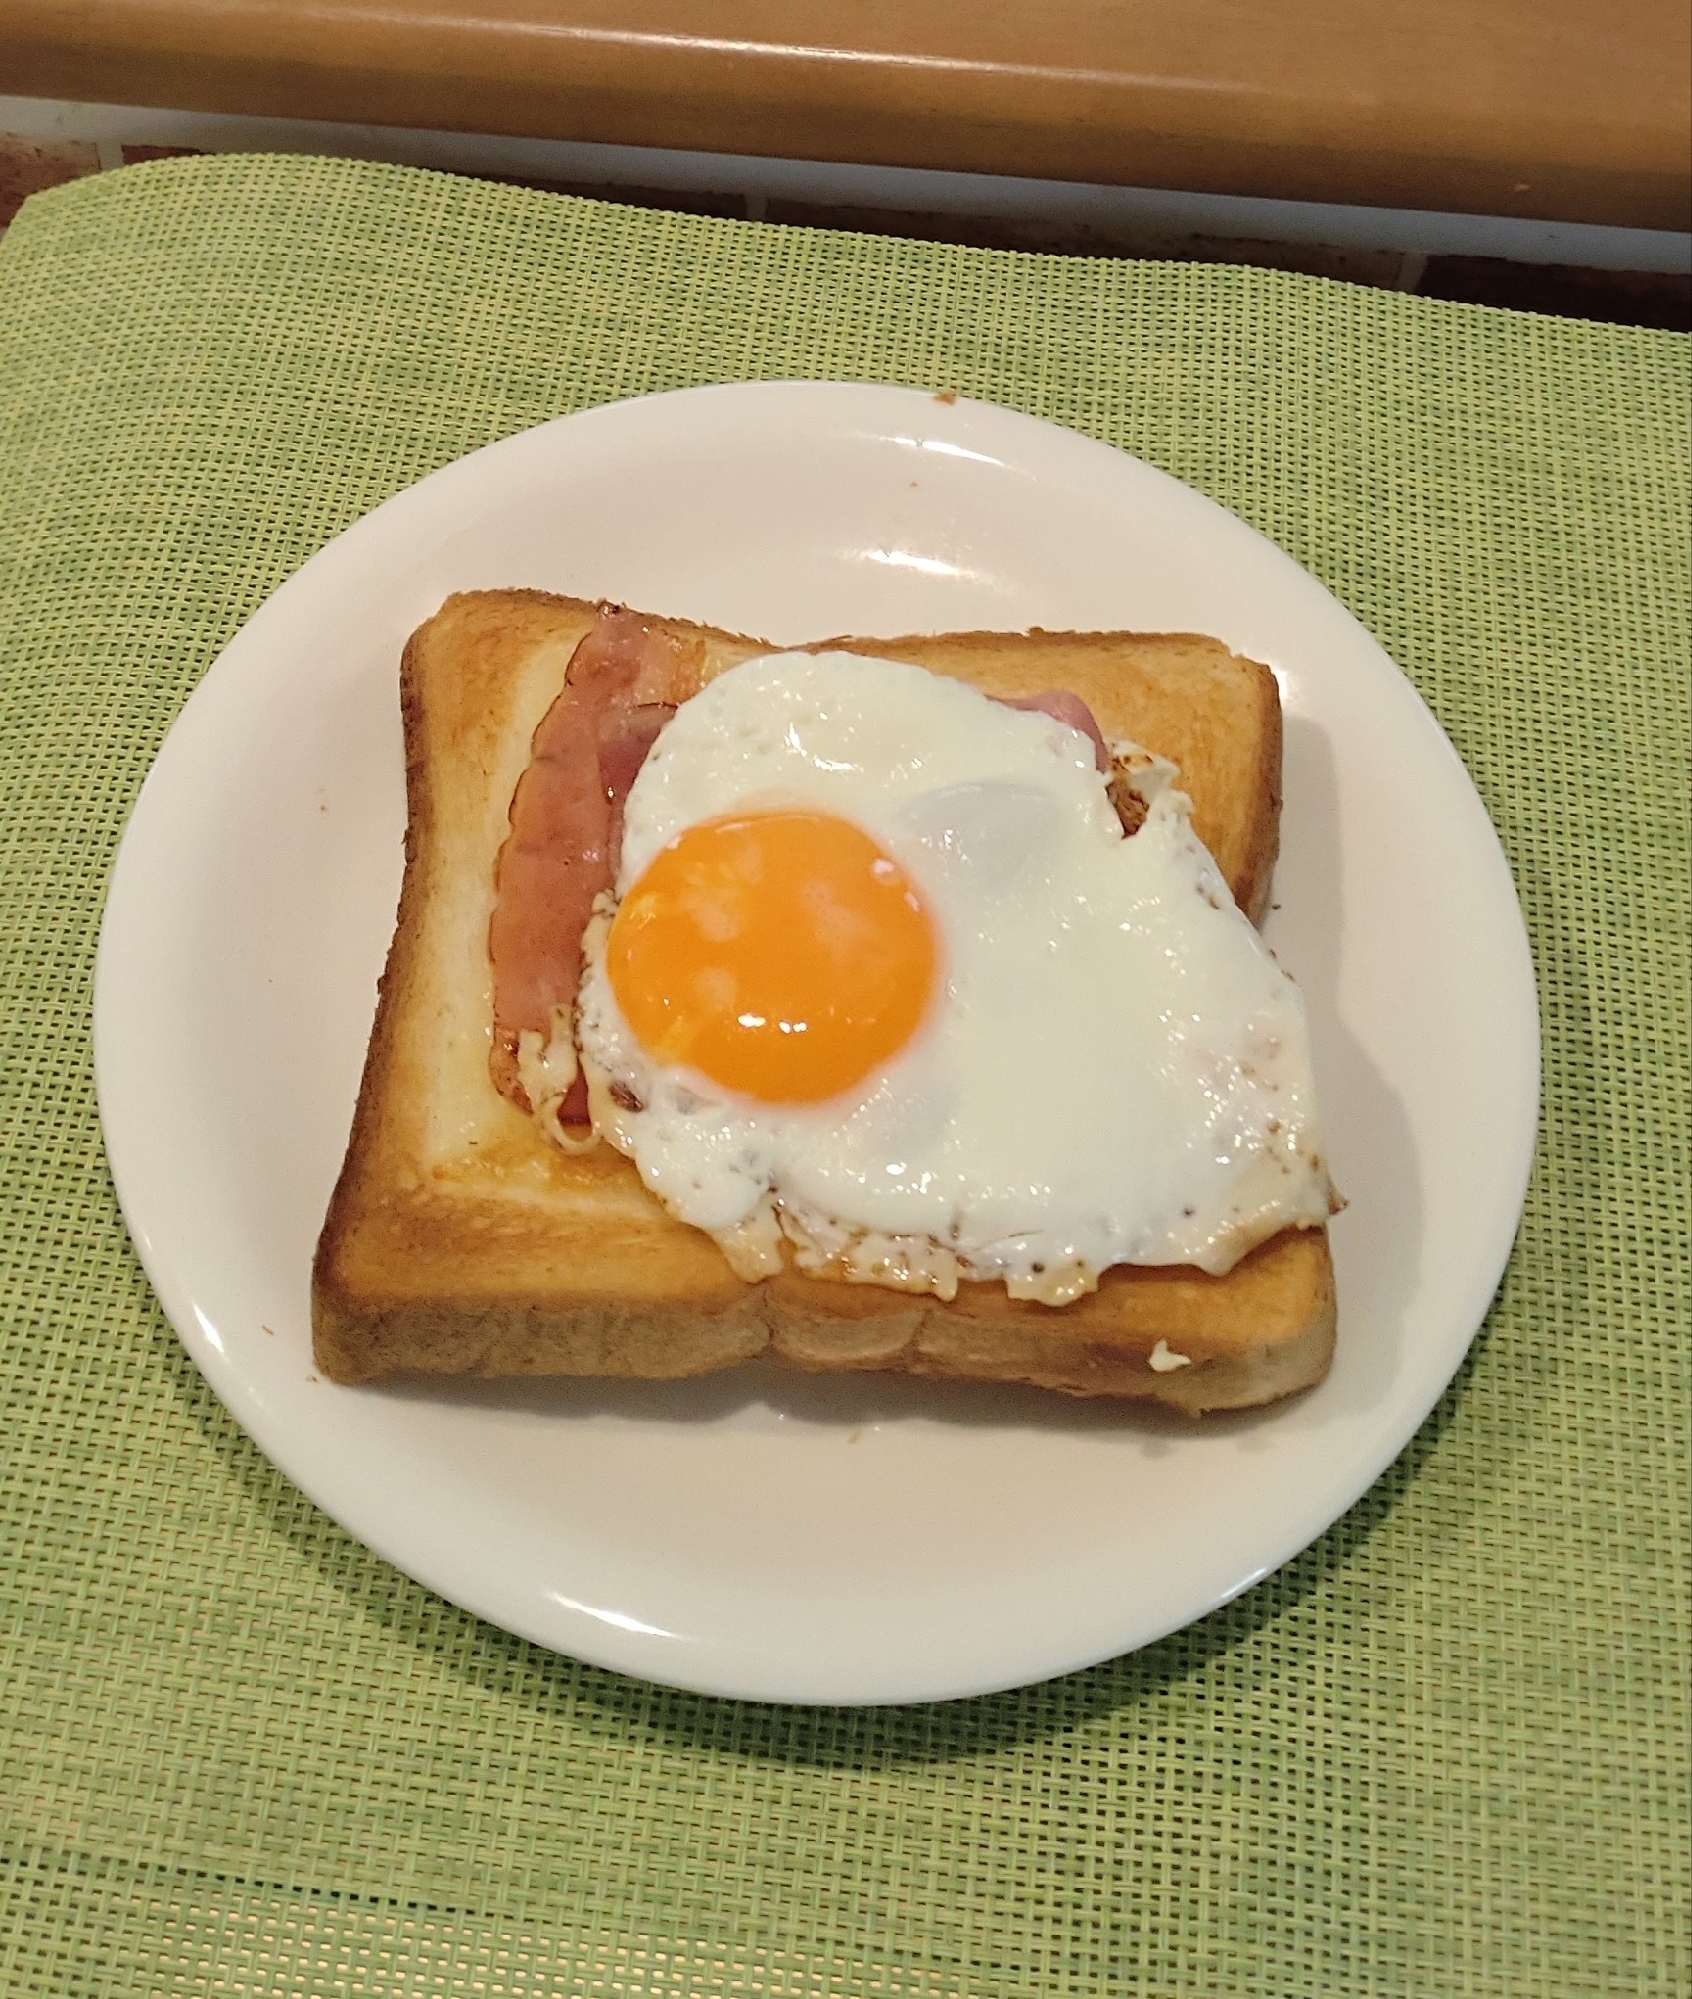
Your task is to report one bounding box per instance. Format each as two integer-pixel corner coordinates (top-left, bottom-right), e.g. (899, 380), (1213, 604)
(312, 591), (1334, 1411)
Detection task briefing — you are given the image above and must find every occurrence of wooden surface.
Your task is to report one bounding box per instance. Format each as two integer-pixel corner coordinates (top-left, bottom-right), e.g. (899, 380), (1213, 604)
(3, 0), (1688, 230)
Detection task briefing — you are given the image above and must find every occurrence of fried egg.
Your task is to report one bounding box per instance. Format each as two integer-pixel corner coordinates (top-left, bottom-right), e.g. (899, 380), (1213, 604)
(573, 650), (1331, 1303)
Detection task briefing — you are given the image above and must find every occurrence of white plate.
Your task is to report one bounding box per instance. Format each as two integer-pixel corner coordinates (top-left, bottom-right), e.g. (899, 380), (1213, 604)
(95, 382), (1538, 1705)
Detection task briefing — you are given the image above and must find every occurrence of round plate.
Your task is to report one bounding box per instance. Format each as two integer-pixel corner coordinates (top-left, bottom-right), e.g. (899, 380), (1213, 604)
(95, 382), (1538, 1705)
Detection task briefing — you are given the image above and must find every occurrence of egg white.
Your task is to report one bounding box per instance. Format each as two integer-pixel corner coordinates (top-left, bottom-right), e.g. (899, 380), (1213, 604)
(573, 651), (1332, 1302)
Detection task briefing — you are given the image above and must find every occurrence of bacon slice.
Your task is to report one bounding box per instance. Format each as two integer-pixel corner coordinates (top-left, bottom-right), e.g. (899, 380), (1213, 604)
(489, 608), (703, 1116)
(489, 620), (1121, 1129)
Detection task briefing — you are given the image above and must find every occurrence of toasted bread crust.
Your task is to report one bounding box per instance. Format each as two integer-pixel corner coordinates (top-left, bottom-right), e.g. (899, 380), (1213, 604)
(312, 591), (1330, 1409)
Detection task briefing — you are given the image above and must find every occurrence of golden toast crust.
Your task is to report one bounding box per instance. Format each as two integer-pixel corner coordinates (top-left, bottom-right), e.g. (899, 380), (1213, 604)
(312, 591), (1332, 1410)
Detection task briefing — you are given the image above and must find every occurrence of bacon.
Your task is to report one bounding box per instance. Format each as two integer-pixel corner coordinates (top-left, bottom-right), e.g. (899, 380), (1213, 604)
(603, 703), (674, 872)
(488, 608), (701, 1115)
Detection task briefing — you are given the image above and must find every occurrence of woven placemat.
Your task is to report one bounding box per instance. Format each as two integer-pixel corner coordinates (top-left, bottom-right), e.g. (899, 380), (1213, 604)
(0, 153), (1686, 1999)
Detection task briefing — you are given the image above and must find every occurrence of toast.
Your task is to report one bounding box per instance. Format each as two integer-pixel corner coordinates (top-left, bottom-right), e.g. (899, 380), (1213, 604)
(312, 591), (1335, 1411)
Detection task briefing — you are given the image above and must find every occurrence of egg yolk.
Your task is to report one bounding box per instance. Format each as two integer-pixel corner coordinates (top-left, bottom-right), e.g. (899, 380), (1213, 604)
(606, 810), (937, 1103)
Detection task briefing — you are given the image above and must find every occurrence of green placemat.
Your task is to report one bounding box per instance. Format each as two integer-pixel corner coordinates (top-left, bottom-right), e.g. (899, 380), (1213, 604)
(1, 153), (1687, 1999)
